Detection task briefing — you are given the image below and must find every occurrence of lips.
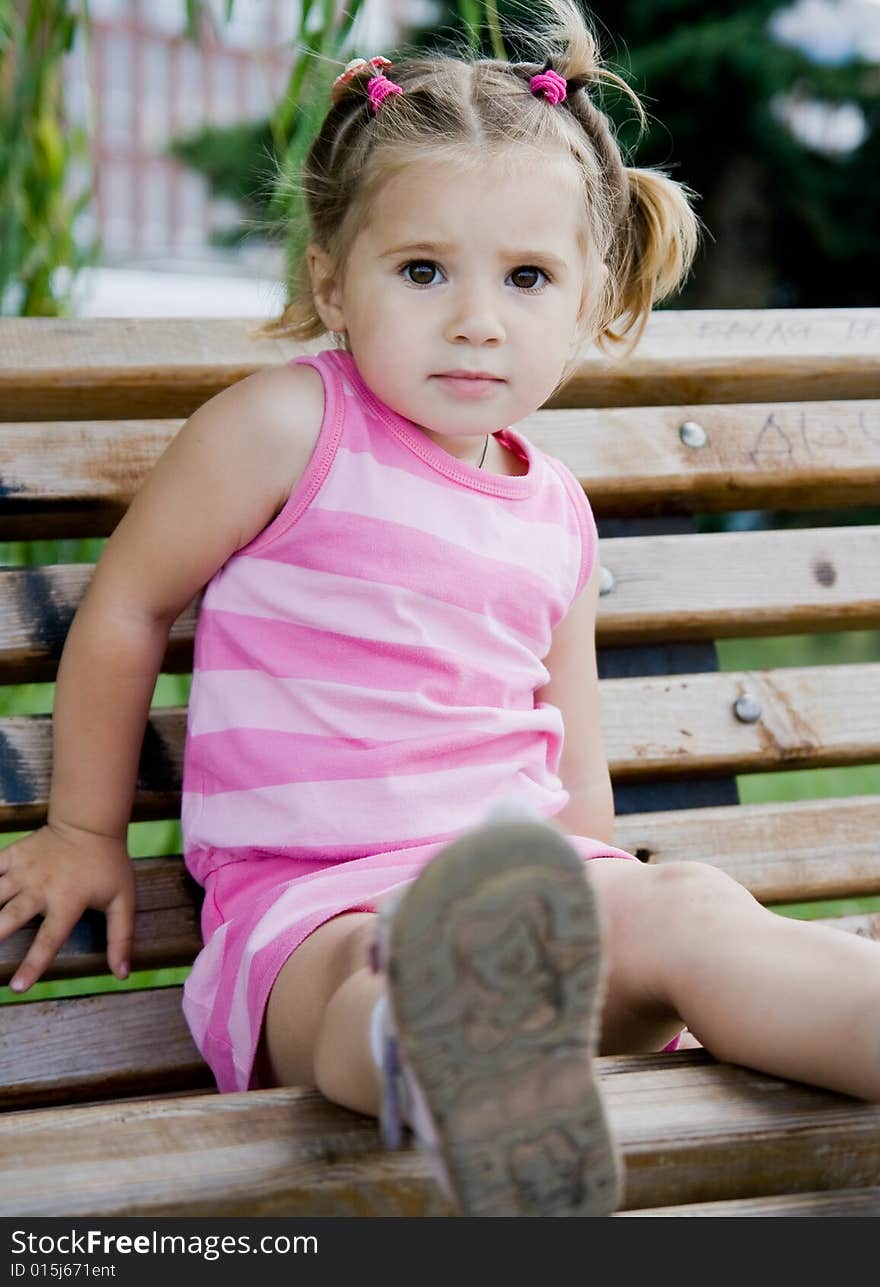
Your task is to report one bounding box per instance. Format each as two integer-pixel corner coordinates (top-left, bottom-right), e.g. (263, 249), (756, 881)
(435, 371), (503, 381)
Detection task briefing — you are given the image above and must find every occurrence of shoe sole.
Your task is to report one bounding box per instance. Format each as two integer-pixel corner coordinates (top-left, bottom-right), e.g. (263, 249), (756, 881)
(383, 819), (623, 1217)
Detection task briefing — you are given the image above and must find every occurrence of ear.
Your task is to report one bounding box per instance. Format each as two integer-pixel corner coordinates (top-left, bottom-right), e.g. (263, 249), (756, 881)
(306, 243), (347, 333)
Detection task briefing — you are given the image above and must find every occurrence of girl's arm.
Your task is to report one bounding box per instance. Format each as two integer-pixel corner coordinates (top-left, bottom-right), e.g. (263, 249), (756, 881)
(1, 363), (325, 991)
(534, 560), (615, 844)
(51, 361), (324, 834)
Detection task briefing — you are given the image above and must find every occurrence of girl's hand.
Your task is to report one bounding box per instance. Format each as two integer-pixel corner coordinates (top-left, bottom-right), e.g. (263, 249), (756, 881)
(0, 821), (136, 993)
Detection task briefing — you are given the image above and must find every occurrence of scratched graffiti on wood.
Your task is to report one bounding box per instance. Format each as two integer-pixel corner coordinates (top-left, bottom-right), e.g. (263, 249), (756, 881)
(692, 314), (880, 348)
(747, 408), (880, 467)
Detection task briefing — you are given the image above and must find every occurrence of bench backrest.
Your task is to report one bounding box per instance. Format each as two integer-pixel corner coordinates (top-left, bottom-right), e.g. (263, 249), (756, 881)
(1, 309), (878, 1111)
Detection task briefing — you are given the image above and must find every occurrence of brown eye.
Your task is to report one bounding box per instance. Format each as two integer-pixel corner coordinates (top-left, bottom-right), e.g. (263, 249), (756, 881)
(510, 266), (547, 291)
(402, 260), (440, 286)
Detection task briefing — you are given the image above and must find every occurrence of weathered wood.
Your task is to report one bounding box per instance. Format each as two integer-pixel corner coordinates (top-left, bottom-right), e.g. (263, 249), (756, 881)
(614, 796), (880, 903)
(2, 311), (878, 420)
(0, 988), (213, 1110)
(4, 400), (880, 540)
(2, 526), (878, 682)
(594, 525), (880, 643)
(0, 564), (199, 683)
(0, 420), (178, 539)
(3, 665), (878, 827)
(618, 1187), (880, 1216)
(525, 399), (880, 516)
(601, 664), (880, 779)
(2, 1052), (879, 1216)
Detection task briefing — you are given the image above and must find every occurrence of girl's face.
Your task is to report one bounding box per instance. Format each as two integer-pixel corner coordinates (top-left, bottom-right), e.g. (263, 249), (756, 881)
(308, 152), (593, 463)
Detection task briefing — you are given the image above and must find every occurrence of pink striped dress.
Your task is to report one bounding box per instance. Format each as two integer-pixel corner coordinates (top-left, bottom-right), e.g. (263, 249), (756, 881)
(180, 347), (641, 1093)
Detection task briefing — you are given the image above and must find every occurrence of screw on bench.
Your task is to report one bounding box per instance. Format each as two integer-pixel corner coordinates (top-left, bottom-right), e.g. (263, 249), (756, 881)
(734, 693), (762, 723)
(599, 565), (615, 595)
(679, 420), (707, 448)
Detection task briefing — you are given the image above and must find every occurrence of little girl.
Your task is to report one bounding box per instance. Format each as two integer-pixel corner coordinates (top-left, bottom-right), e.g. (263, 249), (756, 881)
(2, 0), (880, 1218)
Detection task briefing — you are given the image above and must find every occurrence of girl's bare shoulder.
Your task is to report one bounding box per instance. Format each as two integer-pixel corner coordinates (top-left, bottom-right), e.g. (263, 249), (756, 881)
(228, 361), (326, 519)
(83, 361), (327, 629)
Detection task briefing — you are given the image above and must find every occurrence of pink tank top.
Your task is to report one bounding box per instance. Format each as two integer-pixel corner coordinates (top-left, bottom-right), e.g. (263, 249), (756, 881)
(181, 348), (598, 885)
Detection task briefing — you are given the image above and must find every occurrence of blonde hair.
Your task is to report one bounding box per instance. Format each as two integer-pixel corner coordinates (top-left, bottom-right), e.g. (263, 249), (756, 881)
(260, 0), (700, 358)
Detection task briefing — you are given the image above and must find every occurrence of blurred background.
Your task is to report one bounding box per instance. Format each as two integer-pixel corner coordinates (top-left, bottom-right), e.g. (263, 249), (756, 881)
(1, 0), (878, 1003)
(4, 0), (880, 319)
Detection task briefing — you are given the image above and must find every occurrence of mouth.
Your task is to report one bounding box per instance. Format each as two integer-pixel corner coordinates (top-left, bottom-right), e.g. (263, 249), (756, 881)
(433, 372), (505, 399)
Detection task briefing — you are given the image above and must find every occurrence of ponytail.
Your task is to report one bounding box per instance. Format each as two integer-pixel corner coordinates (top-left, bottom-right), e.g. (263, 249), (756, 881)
(603, 167), (701, 353)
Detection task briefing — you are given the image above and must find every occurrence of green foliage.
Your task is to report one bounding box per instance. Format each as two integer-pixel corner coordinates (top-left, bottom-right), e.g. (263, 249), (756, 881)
(0, 0), (99, 316)
(0, 0), (265, 315)
(169, 118), (277, 246)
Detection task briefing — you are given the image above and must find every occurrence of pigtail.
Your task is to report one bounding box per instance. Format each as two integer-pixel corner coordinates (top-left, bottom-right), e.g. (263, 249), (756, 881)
(602, 168), (701, 353)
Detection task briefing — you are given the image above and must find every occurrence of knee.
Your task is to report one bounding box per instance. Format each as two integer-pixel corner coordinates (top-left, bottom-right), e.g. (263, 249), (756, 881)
(603, 859), (749, 945)
(647, 859), (752, 918)
(618, 861), (753, 973)
(643, 860), (760, 1002)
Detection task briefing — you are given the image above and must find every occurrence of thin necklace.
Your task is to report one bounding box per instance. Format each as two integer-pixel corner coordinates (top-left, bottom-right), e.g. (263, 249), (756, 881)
(477, 434), (489, 469)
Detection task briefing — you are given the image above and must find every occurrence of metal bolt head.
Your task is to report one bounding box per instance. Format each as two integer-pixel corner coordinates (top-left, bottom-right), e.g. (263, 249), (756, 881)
(679, 420), (707, 448)
(734, 693), (762, 724)
(598, 565), (615, 596)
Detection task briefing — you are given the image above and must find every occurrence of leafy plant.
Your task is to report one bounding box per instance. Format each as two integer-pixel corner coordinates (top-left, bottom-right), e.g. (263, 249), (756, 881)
(0, 0), (98, 315)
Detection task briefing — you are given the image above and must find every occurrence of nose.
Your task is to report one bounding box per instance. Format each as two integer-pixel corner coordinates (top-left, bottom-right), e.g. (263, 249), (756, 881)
(444, 279), (505, 345)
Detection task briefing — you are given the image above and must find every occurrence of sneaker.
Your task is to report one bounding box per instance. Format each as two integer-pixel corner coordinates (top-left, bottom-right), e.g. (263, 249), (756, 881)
(369, 811), (623, 1216)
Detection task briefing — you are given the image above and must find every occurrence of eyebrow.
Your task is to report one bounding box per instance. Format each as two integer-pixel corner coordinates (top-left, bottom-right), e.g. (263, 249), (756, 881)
(379, 241), (569, 271)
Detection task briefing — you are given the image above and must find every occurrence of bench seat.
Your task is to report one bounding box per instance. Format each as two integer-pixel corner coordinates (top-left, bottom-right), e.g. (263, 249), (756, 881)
(1, 309), (879, 1216)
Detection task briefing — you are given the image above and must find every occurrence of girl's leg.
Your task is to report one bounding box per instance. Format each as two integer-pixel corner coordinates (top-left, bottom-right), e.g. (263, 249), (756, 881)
(592, 857), (880, 1101)
(260, 911), (384, 1115)
(260, 851), (880, 1122)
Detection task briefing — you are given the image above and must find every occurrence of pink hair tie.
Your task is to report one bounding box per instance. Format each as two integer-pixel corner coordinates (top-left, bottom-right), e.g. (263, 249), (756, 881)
(332, 55), (398, 106)
(367, 71), (404, 114)
(529, 68), (567, 105)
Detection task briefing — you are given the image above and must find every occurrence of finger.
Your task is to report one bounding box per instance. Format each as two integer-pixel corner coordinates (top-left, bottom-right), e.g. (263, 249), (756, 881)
(0, 874), (18, 906)
(105, 889), (136, 980)
(9, 910), (79, 993)
(0, 889), (43, 948)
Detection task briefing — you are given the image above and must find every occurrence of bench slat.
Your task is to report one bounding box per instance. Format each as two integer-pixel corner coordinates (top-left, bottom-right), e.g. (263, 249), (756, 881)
(0, 988), (213, 1110)
(525, 400), (880, 515)
(0, 565), (198, 683)
(2, 311), (878, 420)
(595, 525), (880, 643)
(3, 665), (878, 826)
(0, 420), (177, 539)
(618, 1187), (880, 1216)
(2, 800), (878, 984)
(2, 526), (878, 682)
(602, 664), (880, 778)
(2, 1051), (879, 1216)
(615, 796), (880, 903)
(3, 402), (880, 539)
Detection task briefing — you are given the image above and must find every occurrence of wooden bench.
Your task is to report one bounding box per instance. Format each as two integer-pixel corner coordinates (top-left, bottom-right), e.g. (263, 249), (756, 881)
(1, 309), (879, 1217)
